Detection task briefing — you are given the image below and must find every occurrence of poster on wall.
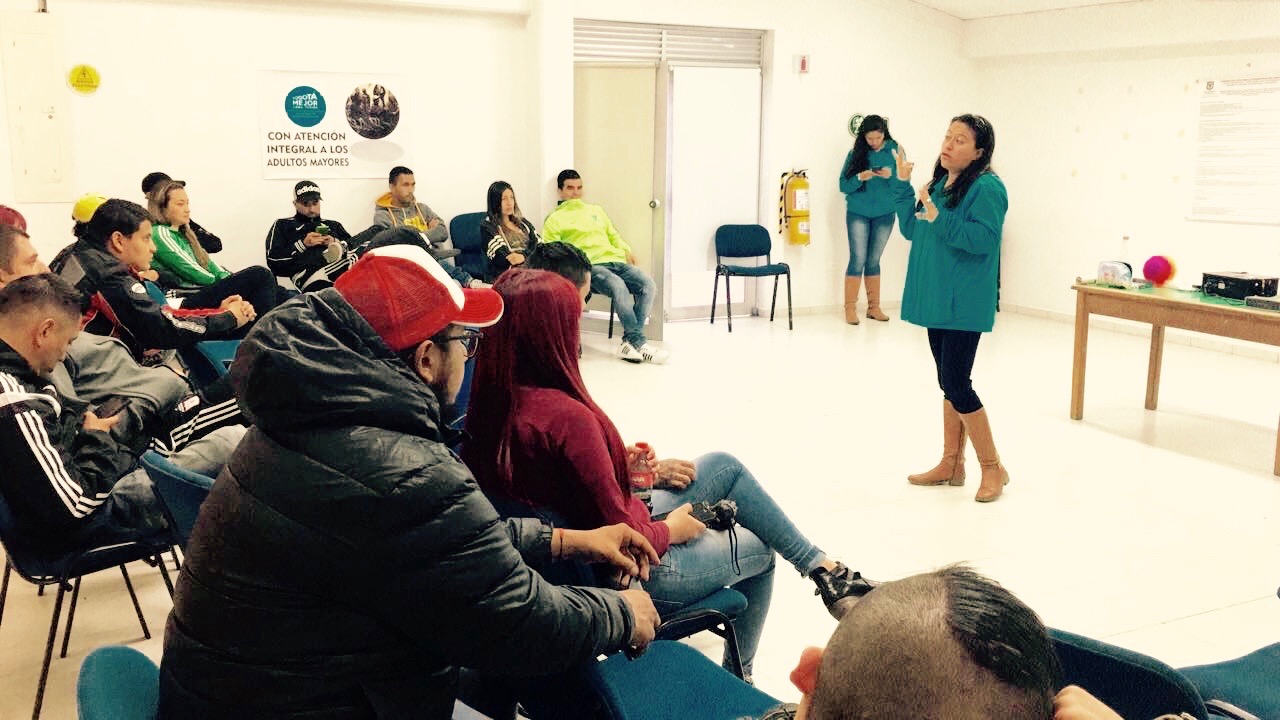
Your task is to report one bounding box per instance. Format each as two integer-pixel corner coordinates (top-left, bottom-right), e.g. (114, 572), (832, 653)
(258, 70), (410, 179)
(1191, 76), (1280, 226)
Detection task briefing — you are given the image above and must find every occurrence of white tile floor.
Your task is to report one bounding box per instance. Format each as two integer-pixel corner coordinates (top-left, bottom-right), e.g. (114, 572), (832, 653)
(2, 308), (1278, 718)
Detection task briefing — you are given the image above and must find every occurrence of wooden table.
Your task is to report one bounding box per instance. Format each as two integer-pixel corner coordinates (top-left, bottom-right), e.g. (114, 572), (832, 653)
(1070, 281), (1280, 475)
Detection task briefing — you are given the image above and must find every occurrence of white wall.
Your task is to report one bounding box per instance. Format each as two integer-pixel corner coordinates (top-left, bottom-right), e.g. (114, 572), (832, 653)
(968, 4), (1280, 317)
(0, 0), (532, 272)
(0, 0), (973, 312)
(552, 0), (976, 312)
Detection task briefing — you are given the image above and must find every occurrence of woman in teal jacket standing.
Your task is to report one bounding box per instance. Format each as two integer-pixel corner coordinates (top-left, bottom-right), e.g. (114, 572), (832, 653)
(892, 114), (1009, 503)
(838, 115), (899, 324)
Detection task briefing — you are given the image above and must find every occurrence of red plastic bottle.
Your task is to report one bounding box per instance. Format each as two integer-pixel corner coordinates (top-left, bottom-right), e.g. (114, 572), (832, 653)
(629, 442), (655, 510)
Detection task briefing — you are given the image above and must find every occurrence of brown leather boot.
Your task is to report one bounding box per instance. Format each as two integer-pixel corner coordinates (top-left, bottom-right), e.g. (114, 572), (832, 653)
(843, 276), (861, 325)
(959, 407), (1010, 502)
(908, 400), (967, 486)
(864, 275), (889, 322)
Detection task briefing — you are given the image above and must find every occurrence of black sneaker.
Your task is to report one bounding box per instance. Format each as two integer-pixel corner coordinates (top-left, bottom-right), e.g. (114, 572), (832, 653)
(809, 562), (879, 620)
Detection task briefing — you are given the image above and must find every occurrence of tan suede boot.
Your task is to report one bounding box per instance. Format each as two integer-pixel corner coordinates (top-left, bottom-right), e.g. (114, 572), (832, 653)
(864, 276), (889, 321)
(908, 400), (967, 486)
(843, 276), (861, 325)
(959, 407), (1010, 502)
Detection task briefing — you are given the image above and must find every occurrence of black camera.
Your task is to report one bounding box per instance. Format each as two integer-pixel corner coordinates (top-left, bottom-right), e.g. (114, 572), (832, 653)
(653, 499), (737, 531)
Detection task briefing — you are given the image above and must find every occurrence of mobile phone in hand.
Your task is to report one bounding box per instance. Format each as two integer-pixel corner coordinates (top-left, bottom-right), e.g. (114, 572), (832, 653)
(315, 223), (331, 236)
(94, 396), (131, 418)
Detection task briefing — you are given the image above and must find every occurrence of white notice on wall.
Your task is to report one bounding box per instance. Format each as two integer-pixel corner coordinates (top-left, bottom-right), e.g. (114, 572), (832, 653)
(259, 70), (411, 179)
(1191, 76), (1280, 225)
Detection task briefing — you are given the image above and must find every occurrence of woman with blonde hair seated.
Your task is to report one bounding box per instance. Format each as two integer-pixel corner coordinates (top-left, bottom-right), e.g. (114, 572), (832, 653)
(147, 178), (287, 313)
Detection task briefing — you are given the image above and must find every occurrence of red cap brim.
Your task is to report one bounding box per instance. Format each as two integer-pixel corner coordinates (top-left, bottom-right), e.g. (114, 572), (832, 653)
(456, 287), (504, 328)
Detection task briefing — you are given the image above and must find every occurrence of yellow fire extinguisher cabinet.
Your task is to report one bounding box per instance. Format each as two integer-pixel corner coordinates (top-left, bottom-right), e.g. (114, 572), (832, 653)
(779, 170), (811, 246)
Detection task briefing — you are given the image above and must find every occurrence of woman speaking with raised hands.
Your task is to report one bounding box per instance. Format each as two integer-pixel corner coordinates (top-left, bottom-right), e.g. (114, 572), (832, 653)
(892, 115), (1010, 503)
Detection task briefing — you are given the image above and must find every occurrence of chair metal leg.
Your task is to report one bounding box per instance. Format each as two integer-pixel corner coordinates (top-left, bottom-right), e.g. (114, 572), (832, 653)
(157, 554), (176, 598)
(33, 585), (66, 720)
(607, 298), (615, 340)
(119, 564), (150, 640)
(58, 576), (82, 658)
(710, 271), (720, 325)
(786, 272), (794, 330)
(38, 584), (44, 596)
(770, 276), (779, 322)
(714, 622), (746, 680)
(1, 559), (10, 628)
(726, 273), (734, 333)
(170, 547), (182, 572)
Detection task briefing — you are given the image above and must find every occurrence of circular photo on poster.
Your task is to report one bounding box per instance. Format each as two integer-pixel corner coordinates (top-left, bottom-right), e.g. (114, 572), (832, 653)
(346, 84), (401, 140)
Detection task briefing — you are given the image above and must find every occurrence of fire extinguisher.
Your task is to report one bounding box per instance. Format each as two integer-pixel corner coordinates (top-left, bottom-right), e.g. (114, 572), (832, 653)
(779, 170), (811, 246)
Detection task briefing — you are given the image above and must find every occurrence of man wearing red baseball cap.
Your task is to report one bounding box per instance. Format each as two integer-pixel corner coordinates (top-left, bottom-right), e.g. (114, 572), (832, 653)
(160, 244), (660, 719)
(0, 204), (26, 232)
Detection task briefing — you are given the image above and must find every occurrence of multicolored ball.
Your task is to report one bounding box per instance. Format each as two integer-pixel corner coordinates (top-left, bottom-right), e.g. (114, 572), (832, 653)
(1143, 255), (1176, 287)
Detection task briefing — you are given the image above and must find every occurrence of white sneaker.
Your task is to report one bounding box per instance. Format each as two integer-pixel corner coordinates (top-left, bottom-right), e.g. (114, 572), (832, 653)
(637, 342), (670, 364)
(618, 342), (644, 364)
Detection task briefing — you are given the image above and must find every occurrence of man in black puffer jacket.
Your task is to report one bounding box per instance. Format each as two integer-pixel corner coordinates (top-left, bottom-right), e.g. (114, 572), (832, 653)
(159, 245), (660, 719)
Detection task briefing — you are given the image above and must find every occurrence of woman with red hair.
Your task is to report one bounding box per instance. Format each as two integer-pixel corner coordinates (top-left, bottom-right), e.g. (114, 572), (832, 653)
(464, 268), (878, 677)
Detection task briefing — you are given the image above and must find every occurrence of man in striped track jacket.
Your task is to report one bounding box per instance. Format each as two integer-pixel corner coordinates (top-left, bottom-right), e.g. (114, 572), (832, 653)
(0, 274), (168, 551)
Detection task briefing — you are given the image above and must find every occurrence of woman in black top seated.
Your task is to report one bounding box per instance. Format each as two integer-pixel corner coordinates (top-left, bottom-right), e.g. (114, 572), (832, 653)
(480, 181), (538, 282)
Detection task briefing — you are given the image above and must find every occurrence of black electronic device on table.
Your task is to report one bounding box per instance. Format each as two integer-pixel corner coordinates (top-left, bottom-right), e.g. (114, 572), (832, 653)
(1202, 271), (1278, 301)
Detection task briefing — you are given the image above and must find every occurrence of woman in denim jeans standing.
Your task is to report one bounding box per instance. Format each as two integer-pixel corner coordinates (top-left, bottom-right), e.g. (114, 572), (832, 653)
(839, 115), (900, 325)
(464, 269), (880, 679)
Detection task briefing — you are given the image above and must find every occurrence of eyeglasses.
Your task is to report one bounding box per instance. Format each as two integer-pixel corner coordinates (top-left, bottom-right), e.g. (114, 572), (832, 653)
(440, 329), (483, 359)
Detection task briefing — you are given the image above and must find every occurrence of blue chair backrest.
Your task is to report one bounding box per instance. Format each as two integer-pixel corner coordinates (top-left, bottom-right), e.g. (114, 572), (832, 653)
(449, 212), (489, 280)
(1051, 628), (1208, 720)
(181, 340), (239, 387)
(715, 225), (772, 260)
(142, 281), (169, 307)
(141, 451), (215, 548)
(1181, 643), (1280, 719)
(77, 645), (159, 720)
(592, 641), (778, 720)
(144, 280), (238, 385)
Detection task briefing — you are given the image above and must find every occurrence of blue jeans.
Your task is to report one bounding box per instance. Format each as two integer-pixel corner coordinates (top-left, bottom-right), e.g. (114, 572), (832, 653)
(647, 452), (825, 673)
(590, 262), (655, 347)
(846, 211), (895, 276)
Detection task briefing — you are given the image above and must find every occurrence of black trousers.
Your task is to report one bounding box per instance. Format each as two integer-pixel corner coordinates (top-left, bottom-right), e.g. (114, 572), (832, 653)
(180, 266), (291, 316)
(927, 328), (983, 414)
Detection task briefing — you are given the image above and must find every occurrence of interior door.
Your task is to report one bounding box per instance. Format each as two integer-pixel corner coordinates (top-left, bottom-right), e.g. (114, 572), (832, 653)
(666, 66), (762, 319)
(572, 65), (663, 341)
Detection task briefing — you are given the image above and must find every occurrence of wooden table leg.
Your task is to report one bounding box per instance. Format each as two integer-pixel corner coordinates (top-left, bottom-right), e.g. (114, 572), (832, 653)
(1146, 325), (1165, 411)
(1071, 292), (1089, 420)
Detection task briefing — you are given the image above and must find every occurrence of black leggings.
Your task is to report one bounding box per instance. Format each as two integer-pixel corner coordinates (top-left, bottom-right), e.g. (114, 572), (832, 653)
(180, 266), (289, 316)
(927, 328), (983, 414)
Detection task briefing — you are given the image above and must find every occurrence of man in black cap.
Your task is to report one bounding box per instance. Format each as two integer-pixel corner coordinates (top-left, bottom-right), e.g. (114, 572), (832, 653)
(140, 172), (223, 254)
(265, 180), (356, 291)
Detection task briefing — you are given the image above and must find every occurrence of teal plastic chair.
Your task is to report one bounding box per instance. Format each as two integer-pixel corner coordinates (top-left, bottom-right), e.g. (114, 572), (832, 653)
(140, 452), (215, 549)
(589, 640), (779, 720)
(141, 281), (239, 386)
(710, 224), (792, 332)
(0, 491), (172, 719)
(77, 646), (158, 720)
(1051, 628), (1258, 720)
(448, 212), (489, 280)
(1181, 643), (1280, 720)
